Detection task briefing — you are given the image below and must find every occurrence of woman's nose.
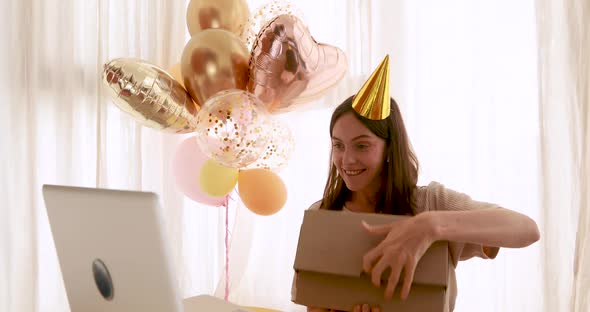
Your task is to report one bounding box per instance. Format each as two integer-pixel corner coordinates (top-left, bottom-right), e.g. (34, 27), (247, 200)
(342, 149), (356, 165)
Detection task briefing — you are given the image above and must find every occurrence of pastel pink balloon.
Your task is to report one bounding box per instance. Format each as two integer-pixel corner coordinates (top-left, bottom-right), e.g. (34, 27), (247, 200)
(171, 136), (226, 206)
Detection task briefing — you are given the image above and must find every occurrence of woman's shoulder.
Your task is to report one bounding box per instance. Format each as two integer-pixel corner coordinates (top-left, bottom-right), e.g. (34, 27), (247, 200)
(414, 181), (444, 199)
(414, 181), (459, 212)
(414, 181), (498, 212)
(416, 180), (445, 190)
(415, 181), (458, 196)
(307, 200), (323, 210)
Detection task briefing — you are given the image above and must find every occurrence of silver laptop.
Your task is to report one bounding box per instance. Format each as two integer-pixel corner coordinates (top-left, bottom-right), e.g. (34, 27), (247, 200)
(42, 184), (250, 312)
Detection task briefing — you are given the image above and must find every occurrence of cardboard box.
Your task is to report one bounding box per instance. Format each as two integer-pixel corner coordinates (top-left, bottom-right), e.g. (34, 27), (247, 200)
(292, 209), (454, 312)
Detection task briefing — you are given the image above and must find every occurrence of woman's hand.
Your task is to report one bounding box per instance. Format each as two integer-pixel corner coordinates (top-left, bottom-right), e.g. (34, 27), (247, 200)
(307, 307), (332, 312)
(306, 307), (342, 312)
(361, 214), (436, 300)
(307, 304), (380, 312)
(353, 304), (381, 312)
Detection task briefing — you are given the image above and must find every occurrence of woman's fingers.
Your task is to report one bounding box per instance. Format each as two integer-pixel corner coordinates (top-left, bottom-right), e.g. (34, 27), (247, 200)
(353, 304), (380, 312)
(384, 260), (403, 300)
(361, 222), (392, 273)
(362, 243), (383, 273)
(400, 260), (417, 300)
(362, 221), (393, 235)
(370, 255), (389, 287)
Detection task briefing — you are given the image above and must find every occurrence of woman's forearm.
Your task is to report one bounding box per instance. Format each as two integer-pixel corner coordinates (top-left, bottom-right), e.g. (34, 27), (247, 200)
(420, 208), (540, 248)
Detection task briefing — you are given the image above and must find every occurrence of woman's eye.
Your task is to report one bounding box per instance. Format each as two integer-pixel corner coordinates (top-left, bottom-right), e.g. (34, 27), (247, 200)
(332, 142), (344, 150)
(356, 144), (369, 150)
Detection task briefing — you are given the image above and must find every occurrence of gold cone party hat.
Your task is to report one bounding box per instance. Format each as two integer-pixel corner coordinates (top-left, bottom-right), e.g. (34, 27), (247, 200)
(352, 55), (390, 120)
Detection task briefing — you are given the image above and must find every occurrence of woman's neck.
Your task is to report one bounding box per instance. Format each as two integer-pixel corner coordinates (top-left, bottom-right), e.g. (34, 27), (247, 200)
(347, 188), (380, 213)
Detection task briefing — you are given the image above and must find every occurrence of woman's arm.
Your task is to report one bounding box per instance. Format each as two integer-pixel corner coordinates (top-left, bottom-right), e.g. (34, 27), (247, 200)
(420, 207), (540, 248)
(361, 206), (540, 300)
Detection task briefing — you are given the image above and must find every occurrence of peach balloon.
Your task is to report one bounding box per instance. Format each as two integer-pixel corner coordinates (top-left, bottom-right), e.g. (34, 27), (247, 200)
(237, 169), (287, 216)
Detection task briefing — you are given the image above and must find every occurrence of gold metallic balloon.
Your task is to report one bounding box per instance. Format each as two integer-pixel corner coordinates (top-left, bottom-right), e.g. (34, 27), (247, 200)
(352, 54), (391, 120)
(167, 63), (187, 88)
(167, 63), (200, 108)
(248, 14), (348, 113)
(181, 28), (250, 106)
(195, 89), (271, 169)
(102, 58), (199, 133)
(239, 0), (305, 51)
(186, 0), (250, 37)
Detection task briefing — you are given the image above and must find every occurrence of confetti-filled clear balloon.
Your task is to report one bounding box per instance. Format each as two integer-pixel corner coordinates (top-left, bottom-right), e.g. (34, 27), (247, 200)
(195, 89), (271, 168)
(244, 118), (294, 170)
(239, 0), (305, 51)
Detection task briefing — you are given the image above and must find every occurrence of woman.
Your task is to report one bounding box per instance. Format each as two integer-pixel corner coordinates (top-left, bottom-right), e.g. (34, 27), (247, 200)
(304, 95), (540, 312)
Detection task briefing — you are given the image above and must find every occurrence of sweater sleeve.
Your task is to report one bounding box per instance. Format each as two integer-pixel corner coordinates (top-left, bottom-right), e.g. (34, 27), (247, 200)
(415, 181), (500, 267)
(307, 200), (322, 210)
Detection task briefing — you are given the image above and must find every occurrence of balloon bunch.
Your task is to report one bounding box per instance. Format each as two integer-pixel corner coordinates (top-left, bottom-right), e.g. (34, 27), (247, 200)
(101, 0), (348, 216)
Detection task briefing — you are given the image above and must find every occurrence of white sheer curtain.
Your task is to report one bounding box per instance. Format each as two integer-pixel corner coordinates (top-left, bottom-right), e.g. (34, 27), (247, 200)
(1, 0), (587, 312)
(536, 0), (590, 311)
(0, 0), (223, 311)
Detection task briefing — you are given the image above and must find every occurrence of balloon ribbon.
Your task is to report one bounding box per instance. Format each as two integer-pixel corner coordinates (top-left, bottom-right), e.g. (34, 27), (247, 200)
(224, 194), (230, 301)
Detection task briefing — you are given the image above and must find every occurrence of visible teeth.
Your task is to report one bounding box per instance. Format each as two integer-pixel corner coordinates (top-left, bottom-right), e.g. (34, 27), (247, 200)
(344, 169), (363, 176)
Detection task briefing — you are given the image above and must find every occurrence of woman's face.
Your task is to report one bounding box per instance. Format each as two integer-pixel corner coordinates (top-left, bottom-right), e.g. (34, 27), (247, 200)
(331, 112), (387, 193)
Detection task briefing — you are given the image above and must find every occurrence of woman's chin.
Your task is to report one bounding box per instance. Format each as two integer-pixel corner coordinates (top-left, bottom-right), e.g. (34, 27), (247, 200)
(343, 181), (367, 192)
(343, 174), (379, 193)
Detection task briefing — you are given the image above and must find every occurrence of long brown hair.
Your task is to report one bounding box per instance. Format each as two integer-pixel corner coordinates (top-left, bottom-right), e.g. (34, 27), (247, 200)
(320, 95), (420, 215)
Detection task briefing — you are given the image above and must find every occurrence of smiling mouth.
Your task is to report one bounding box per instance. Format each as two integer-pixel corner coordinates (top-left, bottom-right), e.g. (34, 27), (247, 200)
(343, 169), (366, 176)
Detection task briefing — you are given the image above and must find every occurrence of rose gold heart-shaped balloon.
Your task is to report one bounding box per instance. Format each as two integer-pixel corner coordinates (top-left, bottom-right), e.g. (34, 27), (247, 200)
(248, 14), (348, 113)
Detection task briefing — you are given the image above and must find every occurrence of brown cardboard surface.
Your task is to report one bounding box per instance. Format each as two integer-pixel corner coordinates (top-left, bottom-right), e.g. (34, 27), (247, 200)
(292, 209), (453, 312)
